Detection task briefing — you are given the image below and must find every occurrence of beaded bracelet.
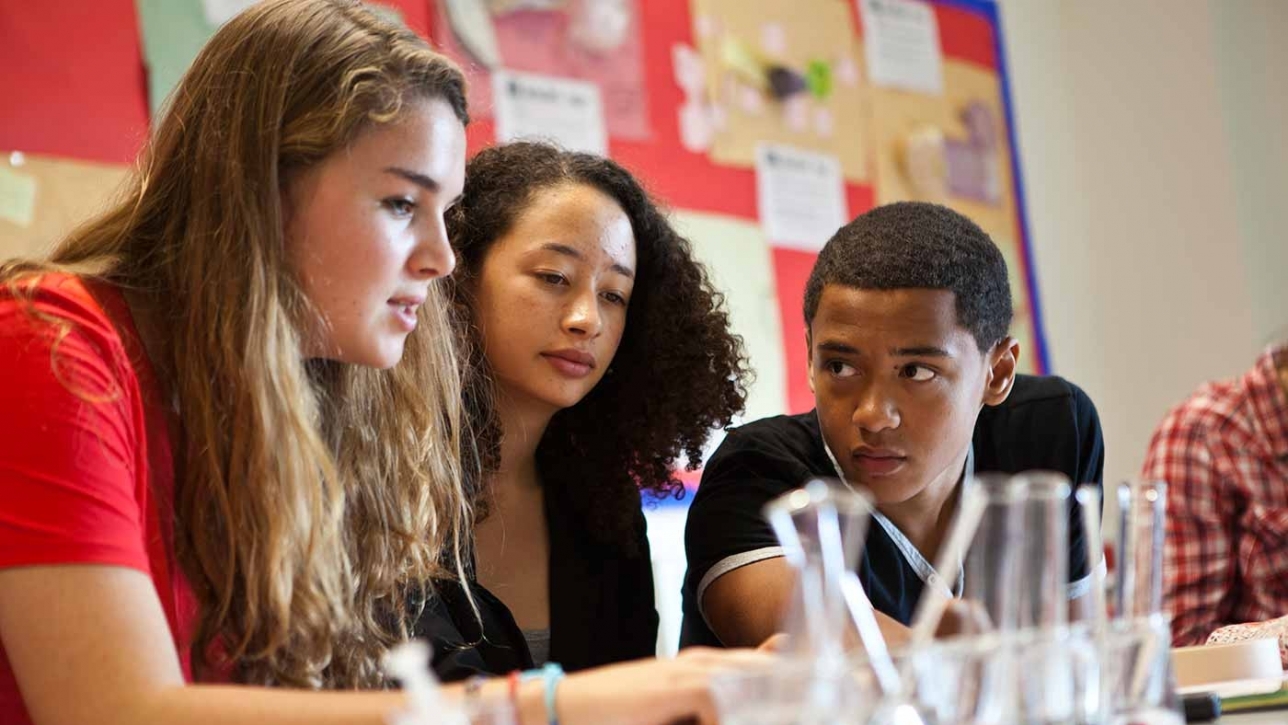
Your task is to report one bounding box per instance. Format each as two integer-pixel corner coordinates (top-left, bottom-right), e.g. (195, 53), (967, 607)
(520, 662), (565, 725)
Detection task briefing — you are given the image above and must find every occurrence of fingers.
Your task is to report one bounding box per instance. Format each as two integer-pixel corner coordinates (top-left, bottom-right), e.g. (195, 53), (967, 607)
(757, 632), (790, 653)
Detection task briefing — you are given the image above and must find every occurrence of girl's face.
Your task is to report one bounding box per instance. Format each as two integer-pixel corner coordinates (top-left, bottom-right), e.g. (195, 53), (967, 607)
(283, 97), (466, 369)
(472, 183), (637, 414)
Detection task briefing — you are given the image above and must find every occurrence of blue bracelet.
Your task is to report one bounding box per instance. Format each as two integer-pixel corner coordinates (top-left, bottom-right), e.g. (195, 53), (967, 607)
(520, 662), (564, 725)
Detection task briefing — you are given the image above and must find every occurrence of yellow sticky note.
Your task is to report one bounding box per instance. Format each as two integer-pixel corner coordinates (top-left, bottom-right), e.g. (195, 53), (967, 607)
(0, 166), (38, 227)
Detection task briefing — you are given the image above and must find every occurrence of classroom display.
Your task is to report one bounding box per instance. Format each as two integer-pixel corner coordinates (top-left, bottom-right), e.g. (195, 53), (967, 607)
(0, 0), (1046, 422)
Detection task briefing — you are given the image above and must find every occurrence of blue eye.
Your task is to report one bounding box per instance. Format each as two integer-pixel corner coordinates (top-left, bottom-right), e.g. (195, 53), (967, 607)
(384, 198), (415, 217)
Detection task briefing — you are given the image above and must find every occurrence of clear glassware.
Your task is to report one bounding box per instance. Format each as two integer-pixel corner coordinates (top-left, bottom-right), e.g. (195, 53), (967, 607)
(1114, 480), (1167, 619)
(960, 472), (1072, 632)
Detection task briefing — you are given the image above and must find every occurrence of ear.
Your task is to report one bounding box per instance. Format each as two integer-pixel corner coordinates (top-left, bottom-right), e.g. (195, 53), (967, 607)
(805, 330), (817, 394)
(982, 336), (1020, 407)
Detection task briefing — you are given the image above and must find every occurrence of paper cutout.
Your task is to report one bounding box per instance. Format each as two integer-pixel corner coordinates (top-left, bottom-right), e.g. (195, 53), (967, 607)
(0, 165), (38, 228)
(859, 0), (945, 95)
(755, 143), (847, 251)
(690, 0), (868, 181)
(435, 0), (651, 140)
(0, 152), (130, 262)
(872, 60), (1014, 238)
(137, 0), (405, 120)
(200, 0), (256, 26)
(492, 71), (608, 154)
(671, 210), (789, 423)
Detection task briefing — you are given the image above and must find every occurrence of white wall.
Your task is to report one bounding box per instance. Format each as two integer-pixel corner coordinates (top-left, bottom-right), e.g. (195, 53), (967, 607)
(998, 0), (1286, 489)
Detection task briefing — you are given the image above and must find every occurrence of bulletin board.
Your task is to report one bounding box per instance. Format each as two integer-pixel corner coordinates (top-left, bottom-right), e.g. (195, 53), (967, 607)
(0, 0), (1047, 432)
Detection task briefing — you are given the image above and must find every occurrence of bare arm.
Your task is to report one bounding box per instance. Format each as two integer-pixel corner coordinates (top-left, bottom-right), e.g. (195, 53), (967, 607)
(700, 557), (911, 650)
(0, 565), (408, 725)
(0, 565), (763, 725)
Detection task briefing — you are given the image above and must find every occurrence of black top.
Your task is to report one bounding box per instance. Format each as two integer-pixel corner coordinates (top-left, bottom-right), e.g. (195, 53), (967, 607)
(680, 374), (1105, 648)
(414, 479), (659, 681)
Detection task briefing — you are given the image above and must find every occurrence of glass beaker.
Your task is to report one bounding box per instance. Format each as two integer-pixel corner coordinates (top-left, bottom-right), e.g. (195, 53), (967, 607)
(960, 472), (1072, 632)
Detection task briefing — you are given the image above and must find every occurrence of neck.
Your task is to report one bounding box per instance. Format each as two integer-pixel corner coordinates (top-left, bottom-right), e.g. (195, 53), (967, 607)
(876, 445), (969, 561)
(493, 387), (556, 497)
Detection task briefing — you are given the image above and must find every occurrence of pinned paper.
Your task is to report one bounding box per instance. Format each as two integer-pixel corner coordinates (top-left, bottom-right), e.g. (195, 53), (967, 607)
(199, 0), (256, 26)
(859, 0), (944, 95)
(139, 0), (404, 121)
(672, 210), (788, 423)
(755, 143), (846, 250)
(0, 166), (38, 228)
(493, 71), (608, 155)
(0, 152), (129, 262)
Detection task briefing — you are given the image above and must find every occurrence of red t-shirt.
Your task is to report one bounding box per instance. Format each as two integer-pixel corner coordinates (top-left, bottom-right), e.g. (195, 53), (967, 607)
(0, 274), (198, 725)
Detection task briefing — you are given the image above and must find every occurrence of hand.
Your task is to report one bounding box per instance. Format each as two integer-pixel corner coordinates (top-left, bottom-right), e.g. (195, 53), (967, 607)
(756, 633), (790, 653)
(555, 648), (772, 725)
(934, 599), (993, 638)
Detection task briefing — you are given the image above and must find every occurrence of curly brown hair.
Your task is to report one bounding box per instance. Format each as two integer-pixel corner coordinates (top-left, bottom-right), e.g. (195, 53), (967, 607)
(446, 142), (750, 553)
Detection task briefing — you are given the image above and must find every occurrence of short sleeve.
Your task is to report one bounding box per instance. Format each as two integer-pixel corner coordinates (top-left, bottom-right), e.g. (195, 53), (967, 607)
(682, 426), (814, 613)
(1066, 382), (1107, 588)
(0, 278), (150, 572)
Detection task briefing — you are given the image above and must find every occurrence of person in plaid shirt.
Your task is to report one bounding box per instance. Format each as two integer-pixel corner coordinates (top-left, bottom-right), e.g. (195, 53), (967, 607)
(1143, 343), (1288, 648)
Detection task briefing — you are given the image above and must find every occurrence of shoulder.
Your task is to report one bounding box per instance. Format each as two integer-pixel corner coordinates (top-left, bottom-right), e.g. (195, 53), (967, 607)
(705, 411), (827, 473)
(1, 273), (127, 353)
(1142, 375), (1248, 475)
(1151, 375), (1246, 443)
(975, 375), (1103, 478)
(0, 274), (134, 391)
(982, 375), (1100, 430)
(690, 411), (830, 517)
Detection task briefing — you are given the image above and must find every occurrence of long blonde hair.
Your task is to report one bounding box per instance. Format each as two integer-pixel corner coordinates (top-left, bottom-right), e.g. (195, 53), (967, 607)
(2, 0), (475, 688)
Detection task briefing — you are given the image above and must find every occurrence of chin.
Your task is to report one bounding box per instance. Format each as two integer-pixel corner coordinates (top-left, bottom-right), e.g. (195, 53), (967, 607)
(532, 383), (595, 413)
(349, 340), (407, 370)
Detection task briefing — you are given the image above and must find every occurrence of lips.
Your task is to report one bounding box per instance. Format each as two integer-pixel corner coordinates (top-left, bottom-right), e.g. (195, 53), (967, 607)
(388, 295), (425, 333)
(851, 447), (907, 477)
(541, 349), (596, 378)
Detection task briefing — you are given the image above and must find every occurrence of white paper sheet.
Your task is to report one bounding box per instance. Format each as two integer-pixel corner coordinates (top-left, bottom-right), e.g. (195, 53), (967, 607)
(860, 0), (945, 95)
(754, 143), (847, 251)
(492, 70), (608, 155)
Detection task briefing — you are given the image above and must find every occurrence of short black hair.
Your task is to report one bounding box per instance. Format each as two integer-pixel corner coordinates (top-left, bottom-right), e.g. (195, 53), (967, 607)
(803, 201), (1012, 352)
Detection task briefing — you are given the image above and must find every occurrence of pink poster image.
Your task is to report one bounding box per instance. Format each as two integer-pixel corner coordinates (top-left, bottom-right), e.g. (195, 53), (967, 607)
(435, 0), (651, 141)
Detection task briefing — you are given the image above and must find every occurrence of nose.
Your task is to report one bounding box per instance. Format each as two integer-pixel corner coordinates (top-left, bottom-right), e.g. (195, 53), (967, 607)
(851, 380), (900, 434)
(408, 215), (456, 280)
(562, 287), (603, 338)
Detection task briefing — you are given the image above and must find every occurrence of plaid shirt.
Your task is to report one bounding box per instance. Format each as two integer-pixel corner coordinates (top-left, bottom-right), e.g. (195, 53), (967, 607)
(1142, 345), (1288, 647)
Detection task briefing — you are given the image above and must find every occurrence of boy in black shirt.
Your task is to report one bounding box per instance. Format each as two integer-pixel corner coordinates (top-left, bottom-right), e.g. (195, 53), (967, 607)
(681, 202), (1104, 648)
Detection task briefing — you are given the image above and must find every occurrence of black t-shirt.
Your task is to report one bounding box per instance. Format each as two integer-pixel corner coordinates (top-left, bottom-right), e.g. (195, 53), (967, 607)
(680, 374), (1105, 648)
(414, 479), (659, 680)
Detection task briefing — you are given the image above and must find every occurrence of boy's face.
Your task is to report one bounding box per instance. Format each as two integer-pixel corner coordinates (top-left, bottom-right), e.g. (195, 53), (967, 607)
(808, 285), (1016, 507)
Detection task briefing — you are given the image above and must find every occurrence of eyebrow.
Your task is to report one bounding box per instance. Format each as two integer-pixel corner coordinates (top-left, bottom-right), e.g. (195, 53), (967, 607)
(541, 242), (635, 279)
(384, 166), (441, 193)
(815, 341), (952, 358)
(891, 346), (952, 358)
(817, 341), (860, 355)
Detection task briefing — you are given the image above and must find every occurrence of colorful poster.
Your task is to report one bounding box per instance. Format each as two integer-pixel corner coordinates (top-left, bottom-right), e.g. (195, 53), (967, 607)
(684, 0), (869, 181)
(435, 0), (651, 140)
